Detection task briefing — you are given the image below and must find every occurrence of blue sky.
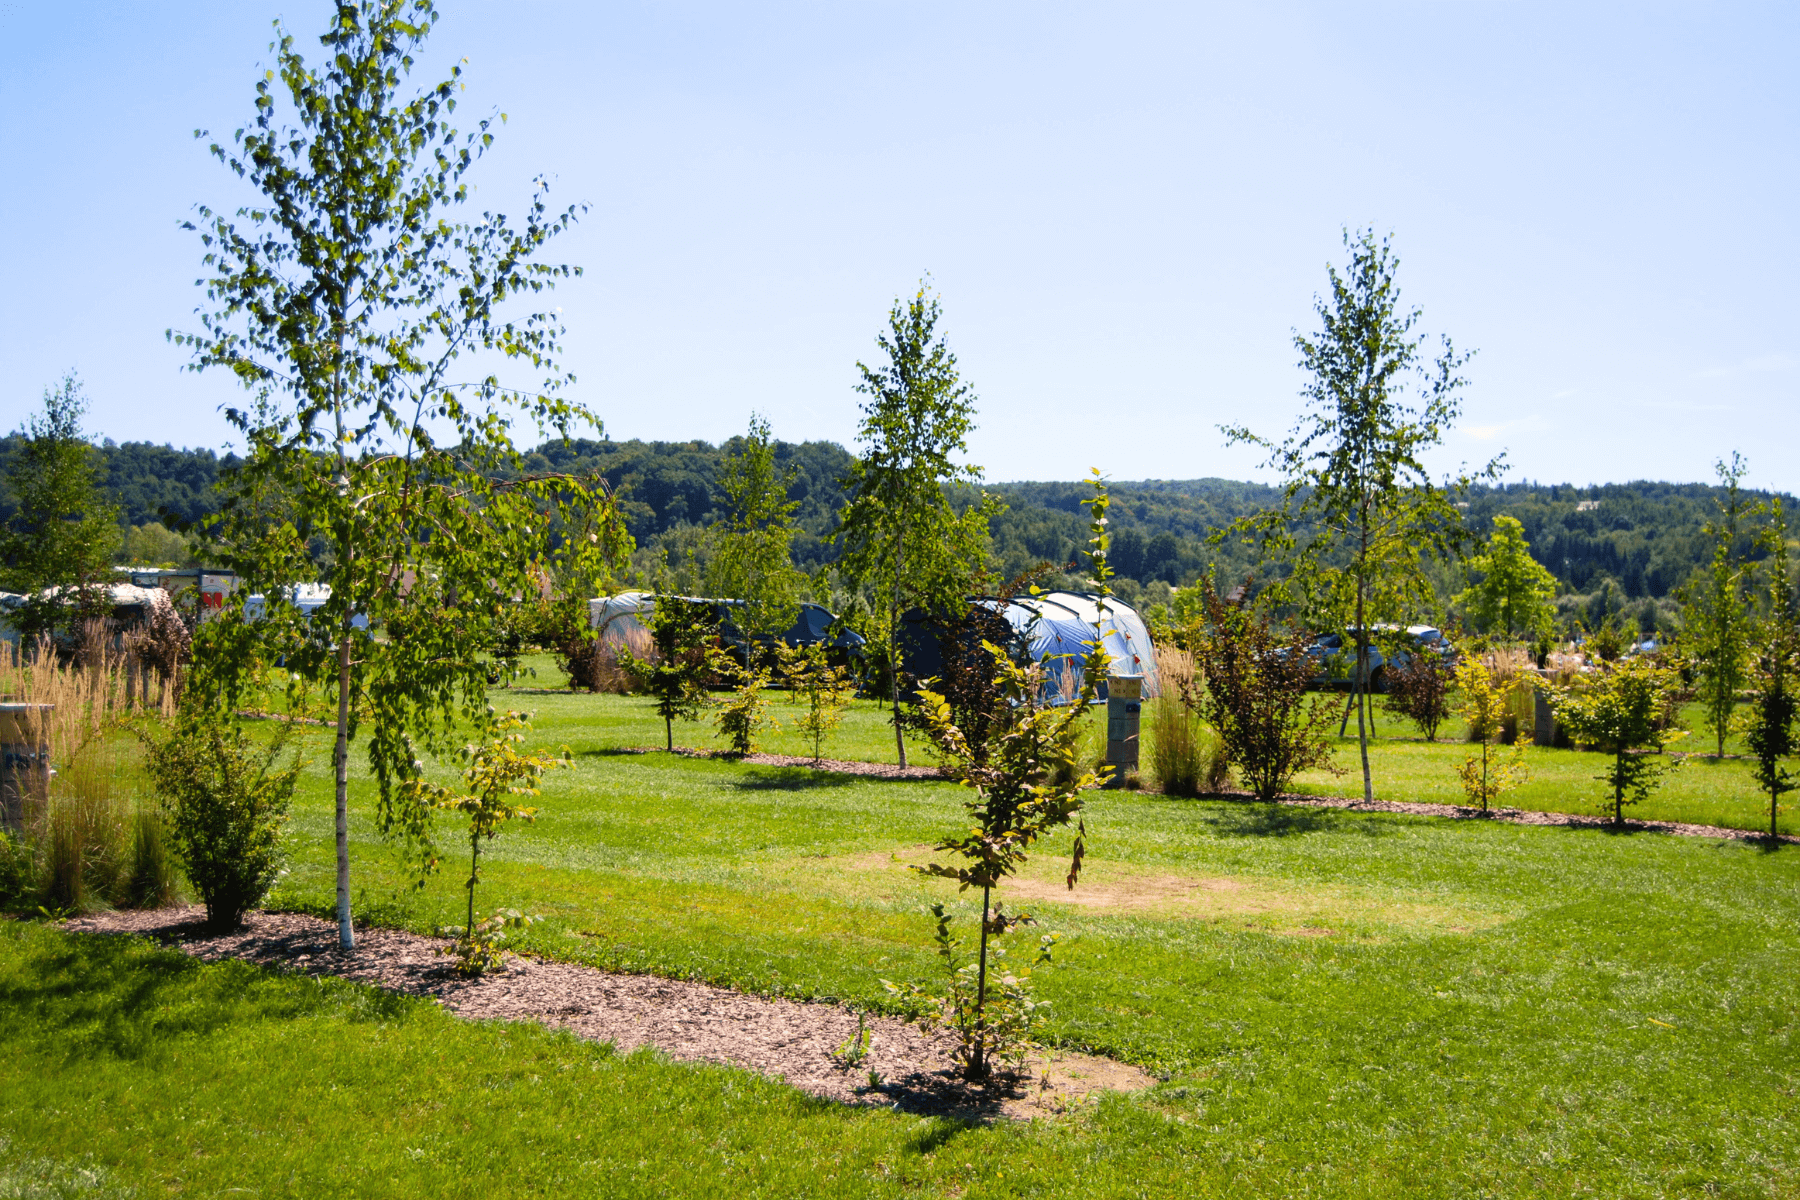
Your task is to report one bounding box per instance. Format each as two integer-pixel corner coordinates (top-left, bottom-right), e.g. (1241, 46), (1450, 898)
(2, 2), (1795, 491)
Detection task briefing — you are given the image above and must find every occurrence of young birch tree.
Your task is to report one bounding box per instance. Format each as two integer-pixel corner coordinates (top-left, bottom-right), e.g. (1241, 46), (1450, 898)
(1745, 499), (1799, 838)
(836, 282), (1001, 768)
(172, 0), (623, 951)
(1223, 229), (1498, 804)
(1681, 453), (1759, 759)
(710, 413), (804, 639)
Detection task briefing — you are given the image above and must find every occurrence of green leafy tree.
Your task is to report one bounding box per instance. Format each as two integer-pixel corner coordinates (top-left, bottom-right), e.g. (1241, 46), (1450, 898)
(1744, 499), (1799, 839)
(144, 706), (302, 930)
(1223, 230), (1498, 804)
(1680, 454), (1759, 758)
(0, 375), (122, 645)
(836, 282), (1003, 768)
(620, 597), (730, 750)
(710, 414), (805, 639)
(401, 711), (566, 975)
(713, 664), (776, 756)
(894, 474), (1111, 1080)
(1457, 514), (1557, 641)
(171, 1), (623, 951)
(1551, 657), (1685, 825)
(776, 641), (855, 763)
(1453, 656), (1530, 811)
(1191, 574), (1340, 800)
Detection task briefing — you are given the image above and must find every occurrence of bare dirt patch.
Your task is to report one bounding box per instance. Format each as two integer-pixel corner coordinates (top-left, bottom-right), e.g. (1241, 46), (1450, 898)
(63, 906), (1149, 1122)
(828, 848), (1499, 935)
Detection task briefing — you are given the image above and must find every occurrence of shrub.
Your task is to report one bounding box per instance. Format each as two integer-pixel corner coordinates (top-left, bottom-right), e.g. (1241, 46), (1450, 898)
(1190, 580), (1338, 801)
(1550, 657), (1685, 825)
(1386, 651), (1454, 742)
(618, 598), (731, 750)
(145, 710), (300, 929)
(776, 642), (856, 763)
(713, 665), (775, 756)
(1453, 657), (1530, 812)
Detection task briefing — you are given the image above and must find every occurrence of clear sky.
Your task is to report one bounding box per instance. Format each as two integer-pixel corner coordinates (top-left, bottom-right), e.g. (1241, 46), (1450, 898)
(2, 2), (1795, 492)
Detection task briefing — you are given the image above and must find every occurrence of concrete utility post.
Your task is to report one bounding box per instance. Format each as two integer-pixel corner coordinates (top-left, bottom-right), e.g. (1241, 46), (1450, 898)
(0, 704), (52, 835)
(1104, 674), (1142, 787)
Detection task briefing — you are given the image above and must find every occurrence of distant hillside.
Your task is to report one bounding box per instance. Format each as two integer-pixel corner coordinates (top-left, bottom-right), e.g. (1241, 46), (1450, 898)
(3, 432), (1791, 610)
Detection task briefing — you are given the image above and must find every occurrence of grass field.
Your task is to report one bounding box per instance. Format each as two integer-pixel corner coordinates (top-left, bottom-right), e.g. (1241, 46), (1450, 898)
(3, 660), (1797, 1196)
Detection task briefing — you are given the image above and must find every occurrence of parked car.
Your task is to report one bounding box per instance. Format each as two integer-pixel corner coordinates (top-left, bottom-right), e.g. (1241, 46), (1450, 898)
(1307, 625), (1455, 693)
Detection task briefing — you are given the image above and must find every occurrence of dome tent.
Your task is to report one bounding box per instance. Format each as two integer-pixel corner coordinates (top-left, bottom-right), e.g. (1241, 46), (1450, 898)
(898, 591), (1160, 704)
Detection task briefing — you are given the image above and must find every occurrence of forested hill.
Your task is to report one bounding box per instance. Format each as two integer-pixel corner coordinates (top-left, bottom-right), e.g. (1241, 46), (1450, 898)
(3, 433), (1791, 607)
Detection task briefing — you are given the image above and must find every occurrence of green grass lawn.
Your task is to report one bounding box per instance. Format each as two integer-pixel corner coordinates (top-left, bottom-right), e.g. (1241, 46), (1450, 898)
(7, 661), (1798, 1196)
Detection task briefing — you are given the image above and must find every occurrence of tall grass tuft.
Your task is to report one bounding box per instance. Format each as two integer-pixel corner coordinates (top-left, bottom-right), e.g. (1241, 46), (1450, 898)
(0, 628), (181, 912)
(1144, 649), (1231, 797)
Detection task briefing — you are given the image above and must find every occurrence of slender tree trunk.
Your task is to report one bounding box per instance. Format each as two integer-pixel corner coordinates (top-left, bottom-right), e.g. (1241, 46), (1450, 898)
(334, 618), (355, 951)
(891, 517), (908, 769)
(665, 713), (673, 752)
(331, 298), (354, 952)
(467, 835), (479, 933)
(972, 883), (990, 1080)
(1355, 573), (1373, 805)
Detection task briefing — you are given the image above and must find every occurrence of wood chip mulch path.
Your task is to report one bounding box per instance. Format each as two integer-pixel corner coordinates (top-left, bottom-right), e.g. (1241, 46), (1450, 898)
(635, 746), (1798, 845)
(63, 907), (1151, 1122)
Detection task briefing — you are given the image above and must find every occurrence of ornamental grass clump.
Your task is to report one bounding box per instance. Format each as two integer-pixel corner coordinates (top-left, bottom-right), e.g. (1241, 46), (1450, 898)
(1551, 657), (1685, 826)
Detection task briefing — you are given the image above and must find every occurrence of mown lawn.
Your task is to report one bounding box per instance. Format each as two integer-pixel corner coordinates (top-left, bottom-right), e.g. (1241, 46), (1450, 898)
(6, 658), (1797, 1197)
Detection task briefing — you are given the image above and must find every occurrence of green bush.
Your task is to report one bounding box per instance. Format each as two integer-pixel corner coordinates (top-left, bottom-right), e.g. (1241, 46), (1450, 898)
(145, 711), (300, 929)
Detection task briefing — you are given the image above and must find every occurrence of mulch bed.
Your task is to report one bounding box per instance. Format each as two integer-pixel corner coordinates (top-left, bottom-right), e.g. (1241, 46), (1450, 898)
(638, 745), (1798, 845)
(63, 907), (1149, 1122)
(1244, 790), (1800, 845)
(626, 746), (952, 782)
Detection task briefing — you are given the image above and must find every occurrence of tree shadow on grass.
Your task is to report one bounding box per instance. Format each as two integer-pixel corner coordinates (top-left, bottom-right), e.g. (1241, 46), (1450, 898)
(729, 767), (859, 792)
(1195, 801), (1394, 839)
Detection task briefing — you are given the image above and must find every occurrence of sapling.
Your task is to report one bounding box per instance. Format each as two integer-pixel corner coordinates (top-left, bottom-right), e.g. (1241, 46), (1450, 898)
(1453, 656), (1529, 812)
(402, 711), (568, 975)
(776, 641), (856, 763)
(1551, 658), (1685, 826)
(713, 664), (776, 757)
(887, 473), (1111, 1080)
(619, 597), (731, 751)
(1744, 499), (1799, 839)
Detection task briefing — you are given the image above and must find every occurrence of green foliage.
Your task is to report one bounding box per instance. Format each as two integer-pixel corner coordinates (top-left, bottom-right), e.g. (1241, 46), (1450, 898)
(1680, 454), (1760, 758)
(173, 0), (627, 948)
(118, 521), (196, 568)
(776, 642), (856, 763)
(400, 712), (566, 968)
(0, 375), (122, 644)
(836, 281), (1004, 767)
(1551, 658), (1685, 824)
(1190, 576), (1338, 800)
(1456, 514), (1557, 640)
(881, 903), (1056, 1078)
(1744, 499), (1799, 838)
(1223, 229), (1500, 804)
(710, 414), (805, 637)
(145, 710), (301, 929)
(619, 597), (731, 750)
(900, 475), (1111, 1079)
(713, 666), (776, 757)
(1385, 650), (1455, 742)
(1453, 657), (1531, 811)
